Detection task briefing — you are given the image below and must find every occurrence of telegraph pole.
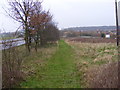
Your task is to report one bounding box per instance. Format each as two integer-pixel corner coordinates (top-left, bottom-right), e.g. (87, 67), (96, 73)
(115, 0), (119, 46)
(115, 0), (120, 88)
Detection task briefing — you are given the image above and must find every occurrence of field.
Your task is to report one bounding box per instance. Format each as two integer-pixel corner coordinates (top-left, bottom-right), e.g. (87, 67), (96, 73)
(66, 38), (118, 88)
(2, 38), (118, 88)
(69, 37), (116, 43)
(2, 0), (119, 88)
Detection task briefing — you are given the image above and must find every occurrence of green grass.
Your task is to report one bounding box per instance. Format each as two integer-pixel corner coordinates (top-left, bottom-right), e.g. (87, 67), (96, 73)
(20, 40), (82, 88)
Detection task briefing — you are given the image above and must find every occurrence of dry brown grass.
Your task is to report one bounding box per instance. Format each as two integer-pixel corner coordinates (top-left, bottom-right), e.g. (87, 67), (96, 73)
(21, 45), (57, 79)
(69, 37), (116, 43)
(86, 62), (118, 88)
(66, 39), (118, 88)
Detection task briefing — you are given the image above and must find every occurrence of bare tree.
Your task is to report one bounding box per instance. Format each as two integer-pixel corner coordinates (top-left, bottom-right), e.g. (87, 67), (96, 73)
(44, 22), (60, 43)
(8, 0), (59, 52)
(29, 10), (52, 50)
(8, 0), (42, 52)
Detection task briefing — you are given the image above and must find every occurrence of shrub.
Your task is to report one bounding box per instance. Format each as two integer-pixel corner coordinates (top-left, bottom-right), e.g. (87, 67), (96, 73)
(2, 41), (23, 88)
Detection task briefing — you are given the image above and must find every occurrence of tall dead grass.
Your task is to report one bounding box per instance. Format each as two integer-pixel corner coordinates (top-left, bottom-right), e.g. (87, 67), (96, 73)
(67, 40), (118, 88)
(86, 62), (118, 88)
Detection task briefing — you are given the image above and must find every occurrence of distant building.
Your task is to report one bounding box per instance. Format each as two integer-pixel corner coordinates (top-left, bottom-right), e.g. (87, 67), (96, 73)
(105, 34), (110, 38)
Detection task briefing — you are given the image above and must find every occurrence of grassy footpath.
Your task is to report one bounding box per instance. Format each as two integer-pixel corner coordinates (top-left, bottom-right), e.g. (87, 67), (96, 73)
(20, 40), (81, 88)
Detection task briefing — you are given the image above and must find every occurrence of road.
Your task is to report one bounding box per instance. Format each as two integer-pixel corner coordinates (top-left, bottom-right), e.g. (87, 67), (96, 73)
(0, 38), (25, 50)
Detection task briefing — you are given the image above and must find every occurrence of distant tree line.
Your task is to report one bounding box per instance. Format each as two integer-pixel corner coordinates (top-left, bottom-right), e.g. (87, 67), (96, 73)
(63, 26), (116, 31)
(60, 30), (116, 39)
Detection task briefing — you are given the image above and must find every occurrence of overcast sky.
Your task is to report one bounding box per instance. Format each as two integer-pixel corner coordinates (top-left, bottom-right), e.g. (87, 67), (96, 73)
(0, 0), (120, 32)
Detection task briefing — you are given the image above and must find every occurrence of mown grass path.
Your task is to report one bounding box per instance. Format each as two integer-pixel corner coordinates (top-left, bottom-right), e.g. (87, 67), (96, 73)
(21, 40), (81, 88)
